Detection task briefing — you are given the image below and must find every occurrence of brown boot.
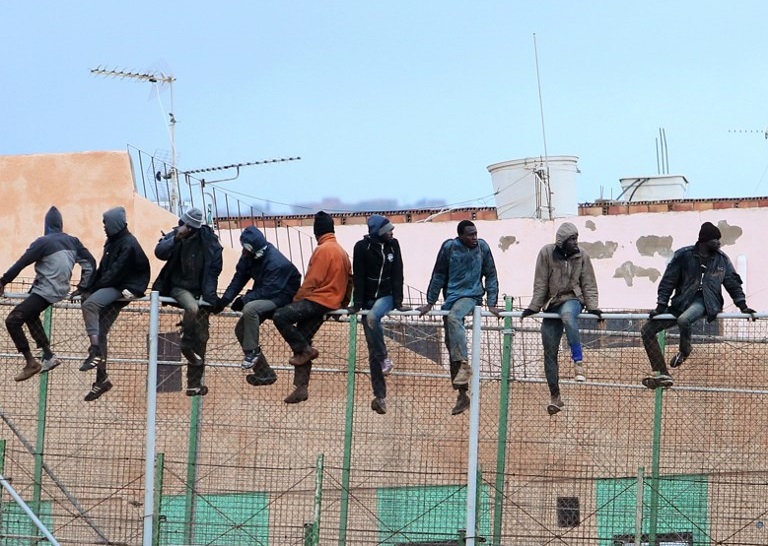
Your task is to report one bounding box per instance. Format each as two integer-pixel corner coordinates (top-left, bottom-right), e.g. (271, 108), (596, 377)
(289, 346), (319, 366)
(15, 359), (42, 382)
(284, 364), (310, 403)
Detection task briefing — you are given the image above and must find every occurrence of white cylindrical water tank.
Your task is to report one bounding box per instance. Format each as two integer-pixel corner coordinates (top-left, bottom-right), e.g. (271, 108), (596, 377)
(487, 156), (579, 219)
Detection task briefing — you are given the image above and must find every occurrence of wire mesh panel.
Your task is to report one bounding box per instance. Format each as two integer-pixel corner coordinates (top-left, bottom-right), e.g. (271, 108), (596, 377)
(0, 284), (767, 545)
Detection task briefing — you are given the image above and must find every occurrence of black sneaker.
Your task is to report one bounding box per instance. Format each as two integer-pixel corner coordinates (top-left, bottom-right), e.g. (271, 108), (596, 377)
(451, 391), (470, 415)
(371, 397), (387, 414)
(80, 346), (104, 371)
(84, 379), (113, 401)
(669, 352), (688, 368)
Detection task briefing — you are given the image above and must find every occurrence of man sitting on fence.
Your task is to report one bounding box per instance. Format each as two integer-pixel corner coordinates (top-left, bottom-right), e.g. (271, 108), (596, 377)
(70, 206), (151, 401)
(417, 220), (501, 416)
(641, 221), (756, 389)
(0, 206), (96, 382)
(152, 207), (223, 396)
(214, 226), (301, 387)
(272, 211), (352, 404)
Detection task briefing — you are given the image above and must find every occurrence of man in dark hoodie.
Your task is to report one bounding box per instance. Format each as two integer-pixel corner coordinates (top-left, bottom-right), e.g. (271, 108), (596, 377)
(521, 222), (601, 415)
(214, 226), (301, 386)
(0, 206), (95, 382)
(348, 215), (408, 415)
(152, 207), (223, 396)
(69, 206), (151, 401)
(640, 221), (756, 390)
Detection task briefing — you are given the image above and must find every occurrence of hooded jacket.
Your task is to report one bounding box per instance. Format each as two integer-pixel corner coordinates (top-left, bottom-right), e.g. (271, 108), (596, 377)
(295, 233), (352, 309)
(219, 226), (301, 308)
(656, 242), (746, 321)
(528, 223), (599, 312)
(425, 237), (498, 310)
(87, 207), (151, 296)
(1, 206), (96, 303)
(152, 224), (223, 305)
(352, 216), (404, 308)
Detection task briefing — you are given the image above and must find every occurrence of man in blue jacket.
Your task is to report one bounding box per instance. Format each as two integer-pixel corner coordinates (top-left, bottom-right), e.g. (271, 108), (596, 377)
(417, 220), (502, 415)
(71, 206), (151, 401)
(214, 226), (301, 386)
(348, 215), (409, 415)
(641, 221), (756, 389)
(153, 207), (223, 396)
(0, 206), (95, 382)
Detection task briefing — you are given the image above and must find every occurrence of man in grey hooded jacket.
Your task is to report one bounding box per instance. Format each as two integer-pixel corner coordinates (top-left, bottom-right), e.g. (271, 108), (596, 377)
(521, 222), (601, 415)
(0, 206), (95, 382)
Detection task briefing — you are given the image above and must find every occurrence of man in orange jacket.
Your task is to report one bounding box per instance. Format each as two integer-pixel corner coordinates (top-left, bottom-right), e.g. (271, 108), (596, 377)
(273, 211), (352, 404)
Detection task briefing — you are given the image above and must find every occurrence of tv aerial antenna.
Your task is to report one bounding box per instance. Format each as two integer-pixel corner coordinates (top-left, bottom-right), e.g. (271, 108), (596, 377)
(90, 64), (181, 215)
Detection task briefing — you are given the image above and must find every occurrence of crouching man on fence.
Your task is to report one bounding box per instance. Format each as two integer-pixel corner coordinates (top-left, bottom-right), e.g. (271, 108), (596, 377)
(214, 226), (301, 387)
(641, 221), (756, 390)
(152, 207), (223, 396)
(1, 206), (96, 382)
(71, 206), (151, 401)
(272, 211), (352, 404)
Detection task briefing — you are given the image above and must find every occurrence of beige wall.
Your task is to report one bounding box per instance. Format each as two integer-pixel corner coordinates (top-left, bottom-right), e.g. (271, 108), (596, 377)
(0, 151), (242, 289)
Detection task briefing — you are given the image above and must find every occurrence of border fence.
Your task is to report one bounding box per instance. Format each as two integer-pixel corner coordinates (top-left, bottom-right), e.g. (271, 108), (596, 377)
(0, 286), (766, 545)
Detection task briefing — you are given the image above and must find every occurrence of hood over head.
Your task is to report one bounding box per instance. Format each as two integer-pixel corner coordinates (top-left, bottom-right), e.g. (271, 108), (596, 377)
(103, 206), (127, 237)
(240, 226), (268, 253)
(555, 222), (579, 247)
(45, 206), (63, 235)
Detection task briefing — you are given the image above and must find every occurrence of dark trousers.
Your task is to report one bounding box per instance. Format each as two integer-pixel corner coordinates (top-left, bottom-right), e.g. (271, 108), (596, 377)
(5, 293), (52, 354)
(93, 302), (128, 383)
(273, 299), (330, 387)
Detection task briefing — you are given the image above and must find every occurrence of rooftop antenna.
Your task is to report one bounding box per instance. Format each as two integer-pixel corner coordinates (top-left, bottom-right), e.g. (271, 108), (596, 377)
(533, 33), (553, 220)
(90, 65), (181, 215)
(655, 127), (670, 174)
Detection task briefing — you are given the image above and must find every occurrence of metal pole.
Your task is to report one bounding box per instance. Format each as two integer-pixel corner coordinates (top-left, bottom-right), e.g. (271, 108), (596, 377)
(153, 453), (165, 546)
(635, 466), (645, 546)
(184, 396), (203, 544)
(312, 453), (325, 546)
(0, 472), (60, 545)
(492, 296), (513, 545)
(465, 306), (483, 546)
(649, 331), (666, 546)
(31, 305), (53, 539)
(338, 314), (358, 546)
(143, 291), (160, 546)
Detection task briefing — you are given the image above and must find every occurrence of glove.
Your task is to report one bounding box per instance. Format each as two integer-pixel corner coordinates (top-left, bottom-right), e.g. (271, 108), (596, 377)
(739, 305), (757, 322)
(487, 305), (503, 318)
(520, 308), (536, 319)
(69, 288), (84, 302)
(346, 306), (361, 315)
(211, 297), (227, 314)
(231, 297), (245, 312)
(416, 303), (433, 317)
(648, 304), (667, 319)
(587, 309), (604, 322)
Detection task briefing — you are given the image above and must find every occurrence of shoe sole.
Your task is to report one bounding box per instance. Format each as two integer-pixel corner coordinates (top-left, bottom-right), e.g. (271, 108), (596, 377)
(284, 395), (308, 404)
(185, 386), (209, 396)
(547, 403), (562, 415)
(642, 377), (673, 390)
(574, 375), (586, 382)
(246, 374), (277, 386)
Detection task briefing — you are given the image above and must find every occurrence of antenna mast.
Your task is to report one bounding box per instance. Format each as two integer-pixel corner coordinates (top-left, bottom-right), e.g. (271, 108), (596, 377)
(90, 66), (181, 215)
(533, 33), (553, 220)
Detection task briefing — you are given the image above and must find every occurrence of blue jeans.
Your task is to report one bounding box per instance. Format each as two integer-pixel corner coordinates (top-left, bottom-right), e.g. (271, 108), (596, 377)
(641, 293), (706, 374)
(362, 295), (394, 399)
(442, 297), (476, 389)
(541, 299), (583, 396)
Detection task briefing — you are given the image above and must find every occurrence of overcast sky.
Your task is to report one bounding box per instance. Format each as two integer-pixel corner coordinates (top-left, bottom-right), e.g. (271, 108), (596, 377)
(3, 1), (768, 214)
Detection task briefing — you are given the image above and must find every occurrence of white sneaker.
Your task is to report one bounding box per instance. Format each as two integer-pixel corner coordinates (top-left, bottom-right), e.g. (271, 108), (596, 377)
(574, 361), (586, 382)
(41, 355), (62, 372)
(381, 358), (394, 376)
(453, 360), (471, 386)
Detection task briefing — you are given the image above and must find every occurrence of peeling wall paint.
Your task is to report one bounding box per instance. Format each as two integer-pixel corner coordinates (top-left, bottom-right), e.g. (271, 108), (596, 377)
(717, 220), (743, 245)
(498, 235), (517, 252)
(636, 235), (674, 258)
(613, 261), (662, 287)
(580, 241), (618, 259)
(584, 219), (596, 231)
